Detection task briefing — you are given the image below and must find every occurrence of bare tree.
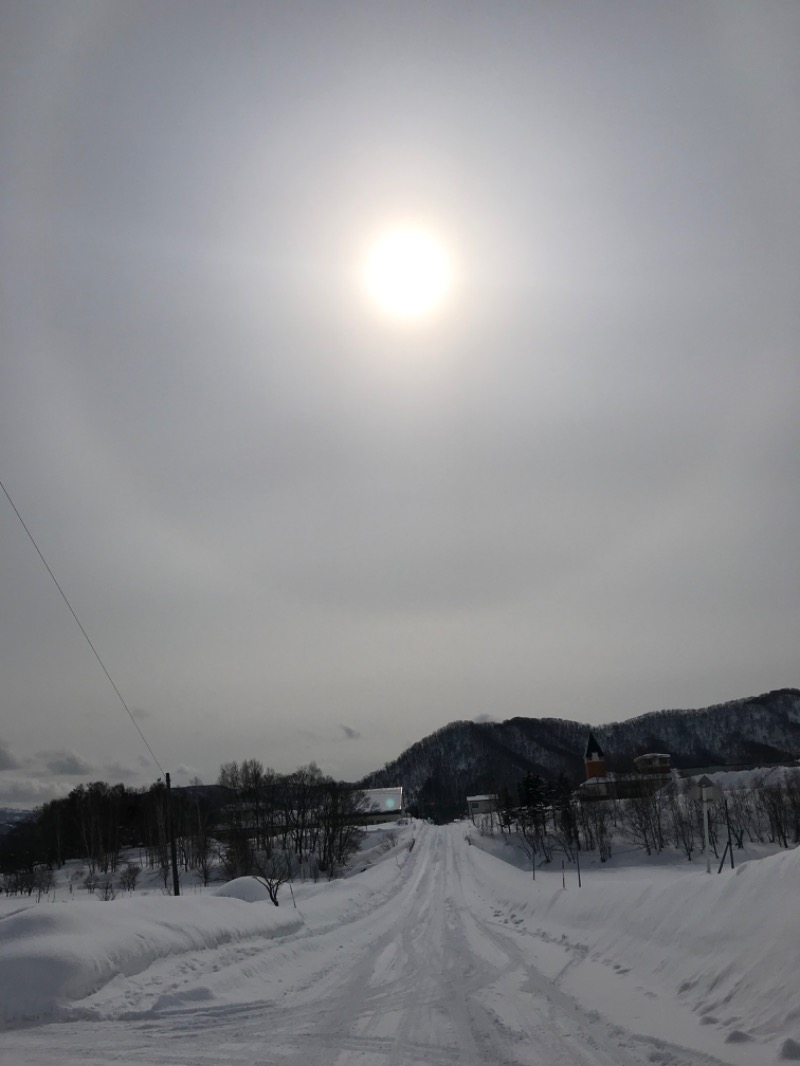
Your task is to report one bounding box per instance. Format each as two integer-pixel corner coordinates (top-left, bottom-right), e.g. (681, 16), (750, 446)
(253, 850), (292, 906)
(515, 811), (539, 877)
(317, 783), (367, 878)
(33, 865), (54, 901)
(118, 862), (141, 892)
(665, 778), (696, 861)
(620, 776), (667, 855)
(726, 786), (761, 846)
(784, 770), (800, 844)
(757, 781), (791, 848)
(577, 799), (613, 862)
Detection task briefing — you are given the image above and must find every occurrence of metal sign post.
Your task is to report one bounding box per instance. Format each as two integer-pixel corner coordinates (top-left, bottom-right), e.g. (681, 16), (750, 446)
(690, 775), (723, 874)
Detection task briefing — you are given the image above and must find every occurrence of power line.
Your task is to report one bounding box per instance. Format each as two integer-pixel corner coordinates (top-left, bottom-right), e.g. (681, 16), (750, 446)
(0, 477), (164, 776)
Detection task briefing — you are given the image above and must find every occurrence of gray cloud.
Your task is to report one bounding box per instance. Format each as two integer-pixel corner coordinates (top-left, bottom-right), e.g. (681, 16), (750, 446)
(0, 777), (73, 807)
(41, 750), (94, 776)
(173, 764), (199, 781)
(0, 739), (22, 771)
(103, 760), (143, 781)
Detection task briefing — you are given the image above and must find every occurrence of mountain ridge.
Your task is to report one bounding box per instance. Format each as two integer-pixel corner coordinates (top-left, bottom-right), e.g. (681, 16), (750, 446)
(360, 688), (800, 819)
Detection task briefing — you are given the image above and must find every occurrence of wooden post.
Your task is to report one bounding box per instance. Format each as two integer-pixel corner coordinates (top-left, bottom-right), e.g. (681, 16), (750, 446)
(702, 785), (711, 874)
(717, 840), (730, 874)
(165, 773), (180, 896)
(725, 799), (734, 870)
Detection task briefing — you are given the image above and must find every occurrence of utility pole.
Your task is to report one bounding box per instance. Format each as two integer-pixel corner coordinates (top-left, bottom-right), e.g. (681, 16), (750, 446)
(165, 773), (181, 896)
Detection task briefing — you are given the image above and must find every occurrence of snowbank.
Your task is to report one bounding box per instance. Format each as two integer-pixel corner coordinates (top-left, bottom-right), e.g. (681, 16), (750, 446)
(0, 893), (301, 1024)
(213, 876), (274, 902)
(560, 846), (800, 1043)
(468, 836), (800, 1048)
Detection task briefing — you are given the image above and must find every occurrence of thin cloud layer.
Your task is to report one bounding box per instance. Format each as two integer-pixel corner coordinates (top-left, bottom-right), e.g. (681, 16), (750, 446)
(0, 740), (22, 772)
(0, 3), (797, 805)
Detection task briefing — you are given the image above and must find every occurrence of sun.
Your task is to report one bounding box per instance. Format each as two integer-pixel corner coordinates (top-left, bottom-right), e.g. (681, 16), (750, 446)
(362, 227), (453, 320)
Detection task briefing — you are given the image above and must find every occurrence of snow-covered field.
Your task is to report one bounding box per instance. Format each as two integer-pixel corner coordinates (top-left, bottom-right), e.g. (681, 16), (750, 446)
(2, 821), (800, 1065)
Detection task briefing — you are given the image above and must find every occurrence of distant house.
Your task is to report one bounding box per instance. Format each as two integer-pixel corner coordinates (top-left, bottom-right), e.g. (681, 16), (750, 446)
(362, 787), (403, 823)
(466, 794), (497, 821)
(579, 733), (672, 800)
(633, 753), (671, 777)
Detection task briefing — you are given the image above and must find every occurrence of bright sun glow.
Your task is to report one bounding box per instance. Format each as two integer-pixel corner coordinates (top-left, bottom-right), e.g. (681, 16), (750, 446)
(363, 228), (453, 320)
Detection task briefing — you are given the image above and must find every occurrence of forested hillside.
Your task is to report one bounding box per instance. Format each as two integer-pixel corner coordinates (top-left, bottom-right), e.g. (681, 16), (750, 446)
(362, 689), (800, 820)
(0, 765), (366, 897)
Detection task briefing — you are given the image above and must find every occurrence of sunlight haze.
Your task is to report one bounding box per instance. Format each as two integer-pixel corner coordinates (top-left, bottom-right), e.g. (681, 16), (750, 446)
(362, 227), (454, 320)
(0, 1), (798, 807)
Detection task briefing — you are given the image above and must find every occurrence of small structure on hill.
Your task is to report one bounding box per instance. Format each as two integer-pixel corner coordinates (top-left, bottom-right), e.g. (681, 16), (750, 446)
(633, 753), (671, 777)
(466, 794), (497, 821)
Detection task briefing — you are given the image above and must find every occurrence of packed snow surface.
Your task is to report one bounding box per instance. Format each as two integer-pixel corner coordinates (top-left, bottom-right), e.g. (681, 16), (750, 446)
(2, 822), (799, 1065)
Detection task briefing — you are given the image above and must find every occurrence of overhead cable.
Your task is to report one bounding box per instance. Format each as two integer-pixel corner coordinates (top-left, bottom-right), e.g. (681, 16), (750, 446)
(0, 477), (164, 776)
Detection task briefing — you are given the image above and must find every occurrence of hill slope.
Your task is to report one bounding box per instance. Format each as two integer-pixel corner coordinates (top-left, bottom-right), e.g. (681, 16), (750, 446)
(361, 688), (800, 819)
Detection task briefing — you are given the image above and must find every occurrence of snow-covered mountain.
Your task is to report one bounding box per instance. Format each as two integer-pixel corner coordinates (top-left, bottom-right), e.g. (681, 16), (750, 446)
(362, 688), (800, 818)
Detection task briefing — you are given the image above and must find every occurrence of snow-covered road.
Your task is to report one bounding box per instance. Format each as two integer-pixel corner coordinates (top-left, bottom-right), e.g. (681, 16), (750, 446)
(0, 824), (764, 1065)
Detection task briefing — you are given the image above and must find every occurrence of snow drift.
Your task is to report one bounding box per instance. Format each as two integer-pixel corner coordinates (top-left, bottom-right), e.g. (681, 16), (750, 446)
(0, 894), (301, 1024)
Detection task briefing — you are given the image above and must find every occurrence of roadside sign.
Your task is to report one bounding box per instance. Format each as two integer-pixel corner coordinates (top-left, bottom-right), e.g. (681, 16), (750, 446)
(690, 776), (723, 802)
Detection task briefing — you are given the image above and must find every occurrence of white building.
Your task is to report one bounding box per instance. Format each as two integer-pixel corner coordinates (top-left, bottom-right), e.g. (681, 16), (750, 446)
(362, 787), (404, 822)
(466, 794), (497, 820)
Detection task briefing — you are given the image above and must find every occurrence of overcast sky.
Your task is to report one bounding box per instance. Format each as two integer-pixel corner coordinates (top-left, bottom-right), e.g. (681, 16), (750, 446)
(1, 1), (798, 808)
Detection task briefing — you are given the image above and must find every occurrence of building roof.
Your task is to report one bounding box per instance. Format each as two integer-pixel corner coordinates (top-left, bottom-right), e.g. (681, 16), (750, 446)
(584, 731), (605, 760)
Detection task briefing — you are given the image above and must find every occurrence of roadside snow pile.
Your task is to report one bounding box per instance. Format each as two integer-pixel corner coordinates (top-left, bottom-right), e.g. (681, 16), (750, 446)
(469, 837), (800, 1047)
(0, 893), (301, 1024)
(213, 876), (274, 902)
(549, 845), (800, 1043)
(349, 827), (410, 872)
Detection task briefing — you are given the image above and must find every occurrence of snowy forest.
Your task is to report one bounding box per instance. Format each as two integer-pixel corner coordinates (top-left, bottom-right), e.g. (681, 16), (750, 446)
(0, 761), (368, 902)
(4, 759), (800, 904)
(481, 766), (800, 869)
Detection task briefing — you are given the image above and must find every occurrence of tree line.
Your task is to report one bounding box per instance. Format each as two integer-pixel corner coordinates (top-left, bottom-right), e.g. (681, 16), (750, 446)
(471, 767), (800, 869)
(215, 760), (367, 902)
(0, 760), (368, 904)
